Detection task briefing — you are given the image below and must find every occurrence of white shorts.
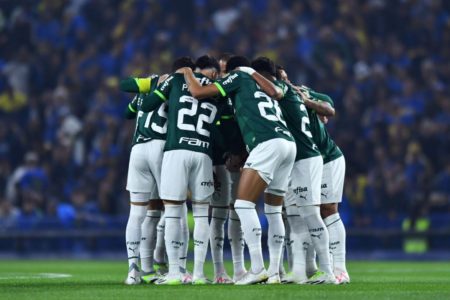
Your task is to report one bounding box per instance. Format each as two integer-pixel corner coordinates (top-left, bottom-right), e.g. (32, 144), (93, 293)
(321, 156), (345, 204)
(286, 155), (323, 207)
(211, 165), (232, 207)
(126, 140), (165, 202)
(160, 150), (214, 202)
(244, 138), (296, 196)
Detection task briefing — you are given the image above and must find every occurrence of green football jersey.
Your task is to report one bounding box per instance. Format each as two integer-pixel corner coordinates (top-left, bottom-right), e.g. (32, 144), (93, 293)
(300, 86), (343, 163)
(214, 71), (293, 152)
(147, 72), (220, 158)
(275, 80), (321, 161)
(126, 75), (168, 147)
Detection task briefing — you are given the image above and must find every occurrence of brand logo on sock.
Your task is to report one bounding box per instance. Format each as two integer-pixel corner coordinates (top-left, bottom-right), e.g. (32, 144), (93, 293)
(321, 192), (328, 198)
(194, 239), (204, 246)
(321, 183), (327, 189)
(311, 233), (323, 239)
(309, 227), (324, 233)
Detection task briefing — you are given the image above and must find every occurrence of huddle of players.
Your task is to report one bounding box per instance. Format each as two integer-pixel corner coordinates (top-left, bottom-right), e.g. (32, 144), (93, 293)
(121, 53), (350, 285)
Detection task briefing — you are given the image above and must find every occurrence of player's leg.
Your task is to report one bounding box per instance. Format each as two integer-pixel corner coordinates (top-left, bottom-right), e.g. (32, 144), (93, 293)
(280, 207), (292, 278)
(155, 150), (189, 285)
(293, 156), (336, 284)
(321, 156), (349, 283)
(154, 211), (167, 273)
(228, 171), (247, 281)
(210, 165), (233, 283)
(124, 143), (154, 285)
(234, 168), (267, 284)
(235, 138), (296, 285)
(189, 152), (215, 284)
(282, 191), (310, 284)
(140, 199), (163, 283)
(125, 200), (148, 285)
(179, 201), (191, 283)
(263, 141), (296, 284)
(139, 139), (166, 282)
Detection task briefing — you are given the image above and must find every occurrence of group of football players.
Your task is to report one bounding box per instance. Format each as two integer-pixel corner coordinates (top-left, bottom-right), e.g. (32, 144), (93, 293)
(120, 53), (349, 286)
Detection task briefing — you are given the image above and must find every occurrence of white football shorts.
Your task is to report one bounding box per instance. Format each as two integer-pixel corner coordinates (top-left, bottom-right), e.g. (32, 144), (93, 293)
(160, 149), (214, 202)
(126, 139), (165, 202)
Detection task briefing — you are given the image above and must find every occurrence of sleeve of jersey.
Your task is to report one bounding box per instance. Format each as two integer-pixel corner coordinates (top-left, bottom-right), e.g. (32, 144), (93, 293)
(310, 90), (334, 108)
(140, 91), (166, 112)
(119, 77), (152, 93)
(214, 75), (239, 97)
(124, 96), (138, 119)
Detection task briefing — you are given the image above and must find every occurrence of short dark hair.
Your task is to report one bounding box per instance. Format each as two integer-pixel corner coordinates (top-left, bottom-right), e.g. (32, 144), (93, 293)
(251, 57), (276, 77)
(275, 65), (285, 80)
(195, 55), (220, 72)
(218, 52), (233, 62)
(225, 55), (251, 73)
(171, 56), (195, 72)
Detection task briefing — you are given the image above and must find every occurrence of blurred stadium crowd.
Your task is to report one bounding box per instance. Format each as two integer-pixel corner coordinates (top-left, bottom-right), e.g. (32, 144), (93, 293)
(0, 0), (449, 232)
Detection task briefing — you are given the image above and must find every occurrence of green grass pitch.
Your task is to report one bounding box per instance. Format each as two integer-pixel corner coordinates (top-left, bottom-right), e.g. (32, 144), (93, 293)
(0, 260), (449, 300)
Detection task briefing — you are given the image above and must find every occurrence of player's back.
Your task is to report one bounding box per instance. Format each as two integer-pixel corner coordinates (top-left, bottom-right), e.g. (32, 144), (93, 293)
(163, 73), (219, 158)
(274, 80), (321, 161)
(215, 71), (293, 151)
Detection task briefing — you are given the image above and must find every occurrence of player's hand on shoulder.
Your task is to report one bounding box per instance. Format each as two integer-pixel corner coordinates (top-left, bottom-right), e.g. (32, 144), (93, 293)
(175, 67), (191, 74)
(236, 66), (255, 75)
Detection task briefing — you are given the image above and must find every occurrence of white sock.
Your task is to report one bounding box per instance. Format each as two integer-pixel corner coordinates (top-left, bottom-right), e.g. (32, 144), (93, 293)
(283, 211), (293, 273)
(235, 199), (264, 273)
(286, 205), (309, 279)
(164, 204), (183, 276)
(264, 204), (285, 276)
(210, 207), (229, 277)
(228, 209), (246, 276)
(192, 203), (210, 279)
(140, 209), (161, 272)
(179, 202), (189, 271)
(306, 244), (318, 277)
(299, 205), (333, 275)
(154, 212), (166, 264)
(126, 204), (147, 269)
(324, 213), (347, 272)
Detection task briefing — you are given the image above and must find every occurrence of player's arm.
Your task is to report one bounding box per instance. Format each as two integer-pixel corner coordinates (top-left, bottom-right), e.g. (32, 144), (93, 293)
(120, 77), (153, 93)
(140, 91), (166, 112)
(124, 95), (138, 119)
(238, 67), (284, 100)
(293, 85), (335, 117)
(181, 67), (221, 99)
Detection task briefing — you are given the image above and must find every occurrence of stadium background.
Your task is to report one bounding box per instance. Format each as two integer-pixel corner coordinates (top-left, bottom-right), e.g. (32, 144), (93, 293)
(0, 0), (449, 259)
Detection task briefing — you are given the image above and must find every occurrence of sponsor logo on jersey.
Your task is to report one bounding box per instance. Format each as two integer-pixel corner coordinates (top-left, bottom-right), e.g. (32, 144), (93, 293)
(222, 73), (238, 85)
(179, 137), (209, 148)
(201, 180), (214, 187)
(160, 76), (174, 91)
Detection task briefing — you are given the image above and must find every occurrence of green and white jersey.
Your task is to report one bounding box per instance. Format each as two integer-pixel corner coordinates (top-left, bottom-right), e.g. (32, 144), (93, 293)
(127, 75), (168, 147)
(151, 72), (220, 158)
(214, 71), (293, 152)
(300, 86), (343, 164)
(275, 80), (321, 161)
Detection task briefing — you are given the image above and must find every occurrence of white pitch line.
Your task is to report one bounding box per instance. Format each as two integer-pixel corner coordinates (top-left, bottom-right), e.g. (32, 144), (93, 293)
(0, 273), (72, 280)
